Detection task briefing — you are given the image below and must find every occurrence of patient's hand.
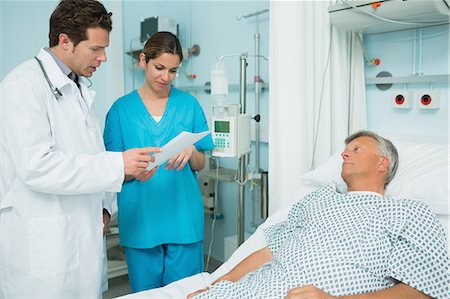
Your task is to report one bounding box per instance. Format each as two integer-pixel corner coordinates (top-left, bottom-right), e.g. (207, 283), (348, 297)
(285, 285), (337, 299)
(186, 287), (209, 299)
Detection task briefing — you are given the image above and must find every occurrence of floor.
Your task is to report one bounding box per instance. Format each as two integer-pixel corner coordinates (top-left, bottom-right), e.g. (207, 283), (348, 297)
(103, 275), (131, 299)
(103, 256), (222, 299)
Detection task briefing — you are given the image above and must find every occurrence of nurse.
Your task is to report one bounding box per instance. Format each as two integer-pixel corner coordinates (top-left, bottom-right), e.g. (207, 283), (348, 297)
(0, 1), (160, 298)
(104, 31), (214, 292)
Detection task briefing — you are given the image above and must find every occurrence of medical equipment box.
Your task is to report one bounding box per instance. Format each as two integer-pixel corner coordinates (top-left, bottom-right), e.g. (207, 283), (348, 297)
(211, 104), (251, 158)
(140, 16), (178, 43)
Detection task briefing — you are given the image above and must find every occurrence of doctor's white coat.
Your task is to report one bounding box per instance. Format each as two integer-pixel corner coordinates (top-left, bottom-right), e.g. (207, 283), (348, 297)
(0, 49), (124, 298)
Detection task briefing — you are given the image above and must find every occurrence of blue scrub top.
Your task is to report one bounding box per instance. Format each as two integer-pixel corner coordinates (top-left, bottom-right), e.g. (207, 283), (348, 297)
(104, 87), (214, 248)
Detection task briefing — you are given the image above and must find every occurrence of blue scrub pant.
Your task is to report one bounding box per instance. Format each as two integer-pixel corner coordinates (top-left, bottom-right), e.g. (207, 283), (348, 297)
(124, 242), (204, 293)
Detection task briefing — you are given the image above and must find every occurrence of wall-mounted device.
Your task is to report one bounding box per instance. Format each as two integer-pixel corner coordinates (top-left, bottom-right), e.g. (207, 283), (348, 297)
(211, 104), (251, 158)
(417, 90), (441, 109)
(392, 90), (413, 109)
(141, 16), (178, 43)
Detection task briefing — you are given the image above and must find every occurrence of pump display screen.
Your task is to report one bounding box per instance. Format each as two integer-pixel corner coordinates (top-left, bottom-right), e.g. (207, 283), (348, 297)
(214, 121), (230, 133)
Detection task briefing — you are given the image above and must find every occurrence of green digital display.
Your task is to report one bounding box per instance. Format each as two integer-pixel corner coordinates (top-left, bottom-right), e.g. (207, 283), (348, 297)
(214, 121), (230, 133)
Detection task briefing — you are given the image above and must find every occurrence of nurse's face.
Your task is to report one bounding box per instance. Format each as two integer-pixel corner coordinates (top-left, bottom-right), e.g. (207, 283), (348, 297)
(142, 53), (180, 94)
(67, 27), (109, 77)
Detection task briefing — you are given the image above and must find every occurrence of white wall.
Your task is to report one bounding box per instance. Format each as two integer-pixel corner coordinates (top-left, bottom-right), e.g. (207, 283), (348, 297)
(0, 1), (58, 79)
(364, 25), (449, 138)
(0, 2), (4, 75)
(93, 0), (125, 130)
(0, 0), (124, 130)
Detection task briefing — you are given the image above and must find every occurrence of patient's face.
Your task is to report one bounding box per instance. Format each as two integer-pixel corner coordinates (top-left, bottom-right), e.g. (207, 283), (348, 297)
(341, 136), (383, 183)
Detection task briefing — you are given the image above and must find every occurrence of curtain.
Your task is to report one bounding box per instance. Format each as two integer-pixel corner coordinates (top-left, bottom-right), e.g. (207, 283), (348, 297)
(268, 0), (367, 214)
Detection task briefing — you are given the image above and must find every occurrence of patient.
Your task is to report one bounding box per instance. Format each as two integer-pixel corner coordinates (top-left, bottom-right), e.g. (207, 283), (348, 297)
(188, 130), (450, 299)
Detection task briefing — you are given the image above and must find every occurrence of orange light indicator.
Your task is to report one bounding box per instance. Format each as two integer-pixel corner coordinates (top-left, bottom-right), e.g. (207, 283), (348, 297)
(371, 2), (381, 9)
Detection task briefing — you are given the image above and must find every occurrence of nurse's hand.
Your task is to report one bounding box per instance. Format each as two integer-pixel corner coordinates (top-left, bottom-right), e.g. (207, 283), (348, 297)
(166, 145), (195, 171)
(122, 147), (161, 177)
(134, 166), (158, 182)
(285, 285), (336, 299)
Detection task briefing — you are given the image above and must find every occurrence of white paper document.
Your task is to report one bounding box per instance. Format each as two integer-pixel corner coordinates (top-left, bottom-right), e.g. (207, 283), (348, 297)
(146, 131), (210, 171)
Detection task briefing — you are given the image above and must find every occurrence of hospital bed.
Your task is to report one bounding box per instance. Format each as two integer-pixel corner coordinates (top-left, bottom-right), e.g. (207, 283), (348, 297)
(116, 136), (449, 299)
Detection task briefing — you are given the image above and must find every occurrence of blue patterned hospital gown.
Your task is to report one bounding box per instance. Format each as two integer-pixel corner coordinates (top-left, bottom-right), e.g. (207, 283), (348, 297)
(197, 185), (450, 299)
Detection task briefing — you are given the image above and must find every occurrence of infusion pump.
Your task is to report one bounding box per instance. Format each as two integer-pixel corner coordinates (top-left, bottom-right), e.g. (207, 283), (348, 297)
(211, 104), (251, 158)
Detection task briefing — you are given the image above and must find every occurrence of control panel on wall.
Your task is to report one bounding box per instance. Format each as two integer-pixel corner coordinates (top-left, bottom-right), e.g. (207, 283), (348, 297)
(417, 90), (441, 109)
(392, 91), (413, 109)
(211, 104), (251, 158)
(392, 90), (441, 110)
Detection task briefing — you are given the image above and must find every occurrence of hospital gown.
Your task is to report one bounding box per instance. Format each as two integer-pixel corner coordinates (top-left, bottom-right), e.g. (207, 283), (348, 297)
(197, 185), (450, 299)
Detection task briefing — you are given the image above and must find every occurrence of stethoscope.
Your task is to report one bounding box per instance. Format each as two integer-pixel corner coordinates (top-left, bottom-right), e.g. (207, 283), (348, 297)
(34, 56), (92, 100)
(34, 56), (63, 99)
(34, 56), (97, 134)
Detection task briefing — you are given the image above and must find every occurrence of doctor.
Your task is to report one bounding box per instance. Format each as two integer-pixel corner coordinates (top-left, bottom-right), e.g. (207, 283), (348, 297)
(0, 0), (159, 298)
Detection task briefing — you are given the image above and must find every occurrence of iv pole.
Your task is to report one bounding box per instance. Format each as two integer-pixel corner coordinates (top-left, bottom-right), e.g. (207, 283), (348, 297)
(210, 53), (249, 246)
(237, 53), (248, 245)
(217, 8), (269, 246)
(238, 9), (270, 230)
(214, 52), (264, 246)
(236, 52), (267, 245)
(238, 8), (269, 175)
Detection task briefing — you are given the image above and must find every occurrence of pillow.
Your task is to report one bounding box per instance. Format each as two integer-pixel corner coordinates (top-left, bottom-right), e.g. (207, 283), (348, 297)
(302, 140), (449, 215)
(301, 152), (347, 192)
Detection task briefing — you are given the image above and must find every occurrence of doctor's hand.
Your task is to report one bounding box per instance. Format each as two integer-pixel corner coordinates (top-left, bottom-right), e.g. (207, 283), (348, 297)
(166, 145), (195, 171)
(102, 209), (110, 236)
(122, 147), (161, 177)
(285, 285), (337, 299)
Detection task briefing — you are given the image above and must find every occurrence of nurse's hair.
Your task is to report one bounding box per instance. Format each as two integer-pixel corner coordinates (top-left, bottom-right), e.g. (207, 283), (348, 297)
(142, 32), (183, 64)
(345, 130), (399, 186)
(49, 0), (112, 47)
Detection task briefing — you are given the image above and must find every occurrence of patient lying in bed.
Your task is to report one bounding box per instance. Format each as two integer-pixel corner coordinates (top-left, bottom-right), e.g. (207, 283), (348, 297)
(188, 131), (450, 299)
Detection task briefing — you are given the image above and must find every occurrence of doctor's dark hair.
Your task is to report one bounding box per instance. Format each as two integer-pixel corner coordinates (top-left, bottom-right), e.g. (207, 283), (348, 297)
(345, 130), (399, 186)
(142, 32), (183, 63)
(49, 0), (112, 47)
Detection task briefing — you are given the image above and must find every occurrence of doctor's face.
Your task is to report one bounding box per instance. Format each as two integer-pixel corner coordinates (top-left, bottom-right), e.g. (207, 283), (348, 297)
(340, 136), (384, 183)
(141, 53), (180, 95)
(67, 27), (109, 77)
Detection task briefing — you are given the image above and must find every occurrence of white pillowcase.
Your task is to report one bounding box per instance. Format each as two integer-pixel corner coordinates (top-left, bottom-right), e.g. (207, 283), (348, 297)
(301, 152), (347, 192)
(301, 140), (449, 215)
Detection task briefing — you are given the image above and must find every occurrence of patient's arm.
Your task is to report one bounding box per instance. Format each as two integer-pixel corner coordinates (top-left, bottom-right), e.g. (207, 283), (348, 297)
(186, 247), (273, 298)
(216, 246), (273, 283)
(285, 283), (431, 299)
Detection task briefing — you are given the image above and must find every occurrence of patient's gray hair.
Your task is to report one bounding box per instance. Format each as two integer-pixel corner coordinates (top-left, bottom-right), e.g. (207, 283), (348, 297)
(345, 130), (399, 185)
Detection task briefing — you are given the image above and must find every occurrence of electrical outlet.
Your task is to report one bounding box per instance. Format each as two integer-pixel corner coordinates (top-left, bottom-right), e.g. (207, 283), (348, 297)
(392, 90), (413, 109)
(417, 90), (441, 110)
